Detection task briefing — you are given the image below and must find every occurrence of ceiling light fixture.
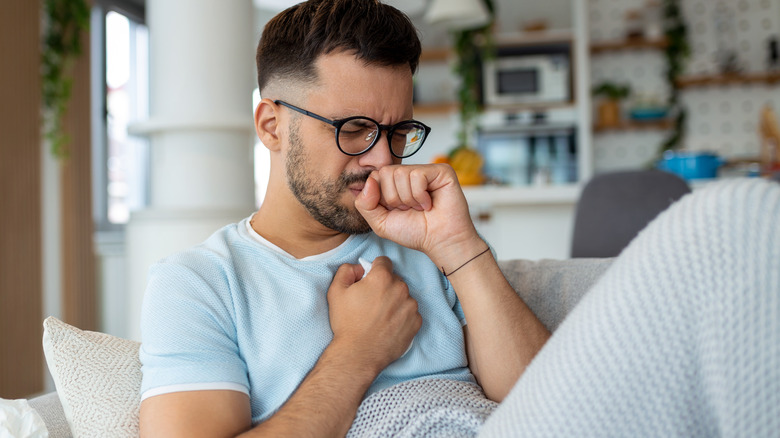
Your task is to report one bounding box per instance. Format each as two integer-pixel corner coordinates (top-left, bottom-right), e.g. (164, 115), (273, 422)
(424, 0), (491, 30)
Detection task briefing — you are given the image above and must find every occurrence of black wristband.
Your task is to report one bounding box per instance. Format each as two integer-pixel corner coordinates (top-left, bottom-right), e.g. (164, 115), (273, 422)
(441, 247), (491, 277)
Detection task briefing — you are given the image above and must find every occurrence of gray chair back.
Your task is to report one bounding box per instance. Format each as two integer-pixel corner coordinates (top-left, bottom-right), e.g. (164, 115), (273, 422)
(571, 170), (690, 258)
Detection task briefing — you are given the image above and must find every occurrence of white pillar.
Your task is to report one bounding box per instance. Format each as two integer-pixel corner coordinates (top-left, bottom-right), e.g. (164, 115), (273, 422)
(126, 0), (255, 341)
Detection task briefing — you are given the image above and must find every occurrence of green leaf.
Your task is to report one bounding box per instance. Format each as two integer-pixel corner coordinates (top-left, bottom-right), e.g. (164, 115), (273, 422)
(655, 0), (691, 158)
(41, 0), (90, 160)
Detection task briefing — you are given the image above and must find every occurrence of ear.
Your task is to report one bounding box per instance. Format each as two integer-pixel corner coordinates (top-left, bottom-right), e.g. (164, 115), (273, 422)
(255, 98), (283, 152)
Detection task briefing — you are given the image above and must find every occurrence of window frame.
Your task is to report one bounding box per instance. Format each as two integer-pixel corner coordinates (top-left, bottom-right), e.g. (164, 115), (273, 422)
(91, 0), (148, 232)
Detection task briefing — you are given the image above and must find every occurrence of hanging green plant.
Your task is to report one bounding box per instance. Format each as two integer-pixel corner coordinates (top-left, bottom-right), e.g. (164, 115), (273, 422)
(450, 0), (496, 152)
(658, 0), (691, 156)
(41, 0), (90, 160)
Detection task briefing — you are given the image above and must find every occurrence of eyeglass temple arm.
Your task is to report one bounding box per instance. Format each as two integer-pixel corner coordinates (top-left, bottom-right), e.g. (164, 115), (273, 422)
(274, 100), (338, 127)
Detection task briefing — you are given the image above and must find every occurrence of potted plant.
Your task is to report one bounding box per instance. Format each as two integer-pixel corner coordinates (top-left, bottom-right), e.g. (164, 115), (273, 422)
(592, 82), (631, 128)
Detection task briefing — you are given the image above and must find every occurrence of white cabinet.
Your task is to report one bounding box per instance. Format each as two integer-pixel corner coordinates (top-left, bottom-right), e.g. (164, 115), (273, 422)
(464, 185), (581, 260)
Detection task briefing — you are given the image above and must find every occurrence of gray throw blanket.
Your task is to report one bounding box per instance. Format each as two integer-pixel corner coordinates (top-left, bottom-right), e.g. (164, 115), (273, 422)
(347, 379), (497, 438)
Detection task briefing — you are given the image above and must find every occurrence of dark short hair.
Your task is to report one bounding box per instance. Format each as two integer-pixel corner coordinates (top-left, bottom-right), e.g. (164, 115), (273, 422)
(256, 0), (421, 94)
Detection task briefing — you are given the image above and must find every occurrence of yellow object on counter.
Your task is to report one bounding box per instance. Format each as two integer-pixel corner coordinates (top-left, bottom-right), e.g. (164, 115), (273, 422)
(454, 170), (485, 186)
(433, 147), (485, 186)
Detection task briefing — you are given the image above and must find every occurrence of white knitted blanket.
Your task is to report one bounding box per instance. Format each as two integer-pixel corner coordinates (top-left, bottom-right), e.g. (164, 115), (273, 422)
(480, 178), (780, 437)
(347, 379), (497, 438)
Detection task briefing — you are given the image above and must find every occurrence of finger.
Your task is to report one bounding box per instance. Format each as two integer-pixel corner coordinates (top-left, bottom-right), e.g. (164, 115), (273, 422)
(370, 256), (394, 274)
(331, 263), (362, 290)
(391, 168), (420, 211)
(355, 176), (388, 225)
(361, 256), (396, 285)
(355, 175), (380, 210)
(424, 163), (459, 193)
(384, 164), (454, 204)
(376, 169), (403, 209)
(409, 169), (432, 211)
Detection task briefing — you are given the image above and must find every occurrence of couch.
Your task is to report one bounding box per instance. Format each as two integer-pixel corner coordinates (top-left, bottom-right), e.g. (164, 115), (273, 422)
(27, 257), (613, 438)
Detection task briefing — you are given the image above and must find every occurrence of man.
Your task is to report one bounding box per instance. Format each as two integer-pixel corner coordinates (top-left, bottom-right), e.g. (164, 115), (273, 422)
(139, 1), (549, 436)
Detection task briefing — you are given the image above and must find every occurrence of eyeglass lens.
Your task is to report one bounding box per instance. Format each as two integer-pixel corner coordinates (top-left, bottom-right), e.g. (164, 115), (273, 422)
(338, 118), (427, 158)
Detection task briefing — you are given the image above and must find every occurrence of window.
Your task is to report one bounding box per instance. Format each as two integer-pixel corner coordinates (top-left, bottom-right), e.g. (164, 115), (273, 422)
(92, 0), (149, 230)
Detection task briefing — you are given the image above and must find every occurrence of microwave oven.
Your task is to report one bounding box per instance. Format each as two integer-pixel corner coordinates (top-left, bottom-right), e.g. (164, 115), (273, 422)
(482, 52), (571, 107)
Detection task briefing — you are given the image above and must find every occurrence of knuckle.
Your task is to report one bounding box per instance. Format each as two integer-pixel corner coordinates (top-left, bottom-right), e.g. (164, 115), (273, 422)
(374, 268), (395, 284)
(409, 167), (425, 180)
(397, 280), (410, 296)
(437, 162), (455, 175)
(375, 256), (392, 268)
(378, 166), (395, 179)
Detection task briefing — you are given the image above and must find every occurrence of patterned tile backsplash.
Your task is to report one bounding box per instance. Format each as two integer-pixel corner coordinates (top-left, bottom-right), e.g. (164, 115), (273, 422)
(589, 0), (780, 173)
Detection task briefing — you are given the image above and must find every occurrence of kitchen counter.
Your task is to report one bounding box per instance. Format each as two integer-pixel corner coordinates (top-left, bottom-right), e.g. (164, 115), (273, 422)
(462, 184), (582, 206)
(462, 184), (583, 261)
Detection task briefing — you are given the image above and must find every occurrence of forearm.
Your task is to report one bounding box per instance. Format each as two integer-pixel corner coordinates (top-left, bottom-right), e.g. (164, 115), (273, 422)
(354, 164), (548, 400)
(240, 341), (378, 438)
(435, 238), (550, 401)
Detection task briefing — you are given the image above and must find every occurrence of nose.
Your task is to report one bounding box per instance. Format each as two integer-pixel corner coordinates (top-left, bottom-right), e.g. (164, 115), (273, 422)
(357, 131), (396, 170)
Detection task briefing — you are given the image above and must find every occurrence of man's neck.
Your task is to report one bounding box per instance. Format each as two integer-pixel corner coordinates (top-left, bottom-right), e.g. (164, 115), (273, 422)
(251, 195), (351, 259)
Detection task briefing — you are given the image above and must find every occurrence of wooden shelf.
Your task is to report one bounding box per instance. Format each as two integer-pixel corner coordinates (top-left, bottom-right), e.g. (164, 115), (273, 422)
(484, 101), (577, 112)
(491, 30), (574, 47)
(419, 48), (452, 62)
(594, 118), (672, 133)
(676, 71), (780, 88)
(590, 37), (668, 54)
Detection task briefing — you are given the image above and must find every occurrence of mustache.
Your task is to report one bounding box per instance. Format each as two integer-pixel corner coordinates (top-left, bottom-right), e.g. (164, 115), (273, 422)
(339, 171), (372, 189)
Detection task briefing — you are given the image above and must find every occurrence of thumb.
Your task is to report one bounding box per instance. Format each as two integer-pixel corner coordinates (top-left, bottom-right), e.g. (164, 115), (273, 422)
(331, 263), (362, 290)
(355, 176), (387, 226)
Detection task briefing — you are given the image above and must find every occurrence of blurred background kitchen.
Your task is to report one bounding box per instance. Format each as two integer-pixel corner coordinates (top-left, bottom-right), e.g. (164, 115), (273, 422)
(2, 0), (779, 399)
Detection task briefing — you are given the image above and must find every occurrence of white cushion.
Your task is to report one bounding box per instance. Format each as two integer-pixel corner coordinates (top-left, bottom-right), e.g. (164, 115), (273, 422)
(42, 316), (141, 437)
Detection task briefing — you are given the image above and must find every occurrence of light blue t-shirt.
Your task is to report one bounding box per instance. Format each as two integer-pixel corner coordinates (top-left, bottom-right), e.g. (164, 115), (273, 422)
(140, 217), (474, 424)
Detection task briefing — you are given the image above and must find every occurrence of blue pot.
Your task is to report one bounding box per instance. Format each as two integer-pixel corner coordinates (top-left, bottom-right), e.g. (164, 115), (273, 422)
(657, 151), (725, 180)
(629, 107), (668, 121)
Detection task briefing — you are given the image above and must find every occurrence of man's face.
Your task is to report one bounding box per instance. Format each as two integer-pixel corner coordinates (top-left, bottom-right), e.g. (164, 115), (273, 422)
(282, 51), (415, 234)
(285, 117), (374, 234)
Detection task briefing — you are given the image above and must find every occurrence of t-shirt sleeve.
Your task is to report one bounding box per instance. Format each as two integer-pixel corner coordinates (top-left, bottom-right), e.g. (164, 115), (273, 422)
(453, 299), (467, 326)
(139, 260), (249, 400)
(442, 276), (467, 326)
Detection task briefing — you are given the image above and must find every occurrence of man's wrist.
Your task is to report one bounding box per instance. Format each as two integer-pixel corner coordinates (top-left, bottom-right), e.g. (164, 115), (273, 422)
(441, 247), (491, 277)
(326, 336), (388, 380)
(428, 234), (489, 277)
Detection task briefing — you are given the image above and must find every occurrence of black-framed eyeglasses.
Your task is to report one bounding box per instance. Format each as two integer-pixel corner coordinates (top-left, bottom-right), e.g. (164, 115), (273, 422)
(274, 100), (431, 159)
